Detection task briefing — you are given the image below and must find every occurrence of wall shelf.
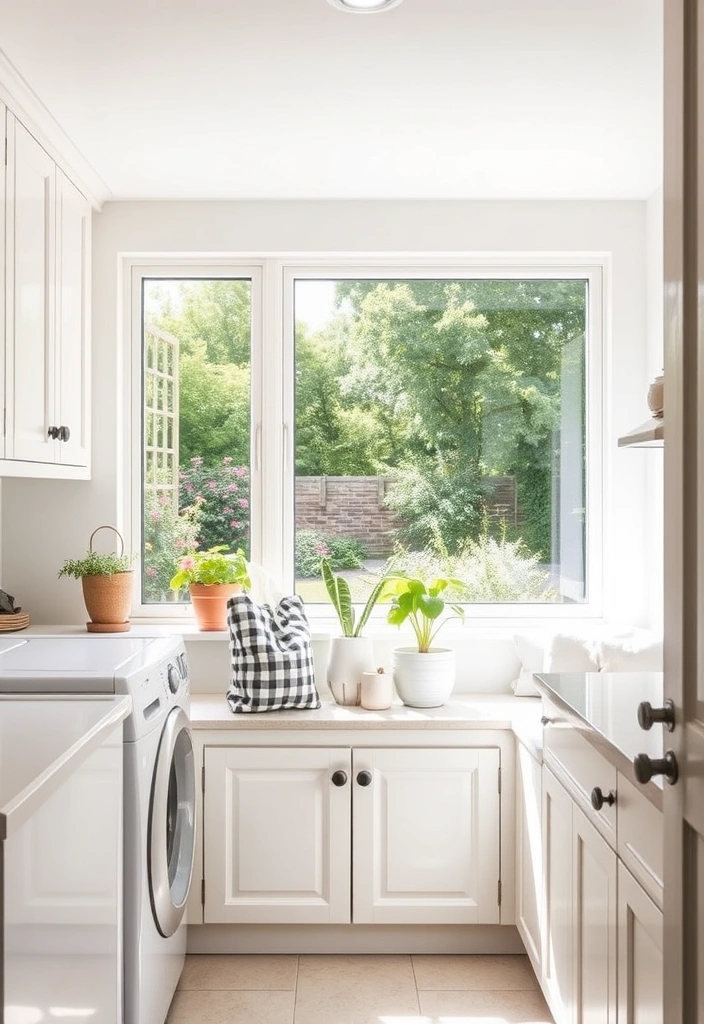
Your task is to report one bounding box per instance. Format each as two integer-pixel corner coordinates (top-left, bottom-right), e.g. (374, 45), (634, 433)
(617, 418), (664, 448)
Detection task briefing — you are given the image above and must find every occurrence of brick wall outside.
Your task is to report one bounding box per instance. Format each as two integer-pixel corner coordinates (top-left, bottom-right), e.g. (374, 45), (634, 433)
(295, 475), (518, 558)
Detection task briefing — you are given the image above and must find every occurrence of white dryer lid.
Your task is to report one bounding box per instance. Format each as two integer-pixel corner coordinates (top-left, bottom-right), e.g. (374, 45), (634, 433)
(0, 637), (158, 693)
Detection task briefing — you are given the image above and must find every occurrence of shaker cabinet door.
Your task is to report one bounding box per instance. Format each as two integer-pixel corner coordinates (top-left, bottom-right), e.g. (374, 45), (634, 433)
(352, 747), (501, 925)
(203, 746), (351, 924)
(542, 766), (573, 1024)
(617, 862), (663, 1024)
(516, 741), (543, 973)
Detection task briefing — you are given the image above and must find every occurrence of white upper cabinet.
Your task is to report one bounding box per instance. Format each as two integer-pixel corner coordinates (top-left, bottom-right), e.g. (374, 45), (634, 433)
(3, 112), (91, 477)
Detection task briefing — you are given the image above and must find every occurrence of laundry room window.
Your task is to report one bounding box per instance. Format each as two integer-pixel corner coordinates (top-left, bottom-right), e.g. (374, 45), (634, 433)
(138, 273), (256, 606)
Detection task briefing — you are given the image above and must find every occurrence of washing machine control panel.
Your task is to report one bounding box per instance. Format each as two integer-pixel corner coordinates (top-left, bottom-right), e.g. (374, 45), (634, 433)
(121, 638), (190, 740)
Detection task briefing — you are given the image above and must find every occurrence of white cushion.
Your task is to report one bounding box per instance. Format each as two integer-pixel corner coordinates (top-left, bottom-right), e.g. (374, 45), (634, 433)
(599, 639), (663, 672)
(544, 633), (599, 673)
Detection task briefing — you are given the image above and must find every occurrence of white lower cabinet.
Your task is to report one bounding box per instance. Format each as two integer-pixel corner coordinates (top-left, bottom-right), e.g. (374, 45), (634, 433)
(516, 741), (543, 972)
(617, 862), (663, 1024)
(543, 766), (574, 1023)
(203, 744), (501, 926)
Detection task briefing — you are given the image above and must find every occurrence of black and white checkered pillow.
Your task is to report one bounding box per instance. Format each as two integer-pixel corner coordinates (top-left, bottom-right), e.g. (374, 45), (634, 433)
(226, 594), (321, 713)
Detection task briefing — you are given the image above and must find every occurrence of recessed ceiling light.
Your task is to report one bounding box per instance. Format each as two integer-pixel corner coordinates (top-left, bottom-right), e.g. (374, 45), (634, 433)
(326, 0), (404, 12)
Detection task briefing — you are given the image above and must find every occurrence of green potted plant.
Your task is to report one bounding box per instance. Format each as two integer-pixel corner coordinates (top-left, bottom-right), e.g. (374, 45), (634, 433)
(58, 526), (136, 633)
(384, 575), (466, 707)
(169, 545), (251, 630)
(321, 558), (394, 706)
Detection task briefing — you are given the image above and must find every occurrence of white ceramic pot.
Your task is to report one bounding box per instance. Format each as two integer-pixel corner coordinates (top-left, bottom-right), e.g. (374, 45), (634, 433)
(392, 647), (456, 708)
(360, 670), (394, 710)
(327, 636), (374, 706)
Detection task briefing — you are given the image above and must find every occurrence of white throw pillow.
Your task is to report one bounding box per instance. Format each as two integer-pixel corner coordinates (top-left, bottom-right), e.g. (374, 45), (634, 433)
(599, 639), (663, 672)
(511, 633), (549, 697)
(544, 633), (600, 673)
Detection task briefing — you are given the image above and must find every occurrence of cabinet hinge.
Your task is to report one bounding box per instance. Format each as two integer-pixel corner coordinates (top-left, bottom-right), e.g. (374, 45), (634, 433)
(202, 765), (205, 791)
(498, 880), (502, 905)
(201, 879), (205, 905)
(498, 767), (501, 794)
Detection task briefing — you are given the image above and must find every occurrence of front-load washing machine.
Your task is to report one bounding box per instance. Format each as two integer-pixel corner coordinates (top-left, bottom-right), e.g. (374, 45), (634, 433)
(0, 634), (197, 1024)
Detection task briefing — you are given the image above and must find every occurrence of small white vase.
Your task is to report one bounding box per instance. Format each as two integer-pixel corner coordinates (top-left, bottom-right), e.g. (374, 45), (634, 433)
(327, 636), (374, 706)
(392, 647), (455, 708)
(360, 670), (394, 711)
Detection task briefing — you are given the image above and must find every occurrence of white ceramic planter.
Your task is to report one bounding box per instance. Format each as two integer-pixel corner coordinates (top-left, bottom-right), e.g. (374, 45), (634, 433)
(360, 670), (394, 710)
(392, 647), (456, 708)
(327, 636), (375, 706)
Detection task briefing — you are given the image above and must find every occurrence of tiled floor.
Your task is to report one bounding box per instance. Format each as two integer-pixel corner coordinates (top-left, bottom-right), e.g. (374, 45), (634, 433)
(167, 953), (554, 1023)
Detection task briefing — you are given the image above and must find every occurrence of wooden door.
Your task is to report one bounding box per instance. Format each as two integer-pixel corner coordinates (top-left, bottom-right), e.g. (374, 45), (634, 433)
(516, 741), (543, 974)
(6, 115), (56, 463)
(352, 746), (500, 925)
(662, 1), (704, 1019)
(571, 805), (617, 1024)
(618, 862), (664, 1024)
(56, 171), (90, 468)
(203, 746), (351, 924)
(542, 766), (573, 1024)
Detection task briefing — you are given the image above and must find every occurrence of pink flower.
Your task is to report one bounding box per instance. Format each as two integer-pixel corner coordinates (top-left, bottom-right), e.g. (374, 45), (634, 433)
(314, 543), (331, 556)
(234, 467), (246, 478)
(158, 494), (170, 506)
(223, 507), (233, 515)
(230, 521), (243, 529)
(179, 556), (196, 570)
(175, 539), (185, 549)
(191, 456), (203, 465)
(146, 567), (158, 577)
(226, 484), (238, 493)
(150, 510), (160, 521)
(237, 498), (248, 508)
(207, 481), (217, 489)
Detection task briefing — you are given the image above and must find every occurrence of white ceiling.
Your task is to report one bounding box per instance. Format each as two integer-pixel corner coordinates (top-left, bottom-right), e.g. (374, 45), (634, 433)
(0, 0), (663, 201)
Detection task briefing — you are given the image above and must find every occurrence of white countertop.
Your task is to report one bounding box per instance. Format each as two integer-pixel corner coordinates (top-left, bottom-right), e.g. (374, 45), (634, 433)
(191, 693), (544, 753)
(0, 695), (132, 838)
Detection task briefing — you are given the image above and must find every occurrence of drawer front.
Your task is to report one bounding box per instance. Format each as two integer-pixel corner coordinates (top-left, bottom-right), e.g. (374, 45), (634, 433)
(542, 699), (617, 848)
(617, 772), (663, 909)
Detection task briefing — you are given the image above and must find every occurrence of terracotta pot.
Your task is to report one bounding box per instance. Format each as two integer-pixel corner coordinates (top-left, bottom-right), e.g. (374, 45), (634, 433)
(189, 583), (241, 631)
(82, 572), (133, 633)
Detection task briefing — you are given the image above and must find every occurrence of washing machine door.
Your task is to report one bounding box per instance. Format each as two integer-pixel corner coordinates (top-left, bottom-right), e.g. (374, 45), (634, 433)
(148, 706), (196, 937)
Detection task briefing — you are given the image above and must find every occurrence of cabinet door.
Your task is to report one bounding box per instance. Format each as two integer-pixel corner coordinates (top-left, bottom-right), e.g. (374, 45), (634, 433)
(516, 741), (543, 972)
(572, 805), (617, 1024)
(203, 746), (351, 924)
(617, 862), (663, 1024)
(56, 171), (90, 468)
(352, 747), (500, 925)
(542, 766), (573, 1024)
(6, 115), (56, 463)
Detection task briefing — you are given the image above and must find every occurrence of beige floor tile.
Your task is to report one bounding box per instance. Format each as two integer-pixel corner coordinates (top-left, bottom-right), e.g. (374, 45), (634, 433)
(295, 954), (420, 1024)
(419, 988), (554, 1023)
(412, 954), (539, 991)
(167, 988), (295, 1024)
(178, 953), (298, 990)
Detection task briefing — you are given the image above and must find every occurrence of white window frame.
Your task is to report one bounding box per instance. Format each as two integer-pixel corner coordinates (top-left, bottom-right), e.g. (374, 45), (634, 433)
(123, 252), (606, 625)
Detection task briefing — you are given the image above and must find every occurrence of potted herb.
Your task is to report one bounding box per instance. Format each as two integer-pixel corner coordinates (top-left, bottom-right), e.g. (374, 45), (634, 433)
(384, 576), (465, 707)
(321, 558), (394, 706)
(58, 526), (136, 633)
(170, 545), (251, 631)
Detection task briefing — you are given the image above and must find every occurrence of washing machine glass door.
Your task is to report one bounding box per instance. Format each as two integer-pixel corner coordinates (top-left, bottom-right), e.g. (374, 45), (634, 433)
(148, 706), (196, 937)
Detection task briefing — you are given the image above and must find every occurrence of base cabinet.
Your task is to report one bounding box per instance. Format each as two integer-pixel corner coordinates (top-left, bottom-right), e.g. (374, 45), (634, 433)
(203, 744), (501, 927)
(617, 863), (663, 1024)
(516, 741), (543, 972)
(543, 766), (574, 1022)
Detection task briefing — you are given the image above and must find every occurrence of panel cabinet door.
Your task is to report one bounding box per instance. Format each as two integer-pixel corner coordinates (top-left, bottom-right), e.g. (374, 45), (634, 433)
(542, 766), (574, 1024)
(617, 862), (663, 1024)
(203, 746), (351, 924)
(516, 741), (543, 973)
(6, 115), (57, 463)
(572, 805), (617, 1024)
(56, 171), (90, 468)
(352, 747), (501, 925)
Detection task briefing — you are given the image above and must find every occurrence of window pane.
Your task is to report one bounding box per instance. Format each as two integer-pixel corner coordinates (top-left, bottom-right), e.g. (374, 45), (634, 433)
(294, 278), (587, 605)
(141, 279), (252, 604)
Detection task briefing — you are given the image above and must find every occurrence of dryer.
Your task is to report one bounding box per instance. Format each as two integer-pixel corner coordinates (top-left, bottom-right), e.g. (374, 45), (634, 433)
(0, 634), (197, 1024)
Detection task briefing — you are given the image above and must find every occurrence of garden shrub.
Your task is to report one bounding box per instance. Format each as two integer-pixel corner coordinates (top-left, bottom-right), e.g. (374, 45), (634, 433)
(143, 492), (202, 602)
(295, 530), (367, 578)
(179, 456), (250, 555)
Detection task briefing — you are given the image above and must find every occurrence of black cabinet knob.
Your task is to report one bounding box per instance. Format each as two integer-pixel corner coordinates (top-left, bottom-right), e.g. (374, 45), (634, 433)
(637, 699), (675, 732)
(59, 425), (71, 442)
(540, 716), (552, 726)
(331, 770), (348, 787)
(590, 786), (616, 811)
(47, 425), (61, 439)
(633, 751), (679, 786)
(356, 770), (373, 787)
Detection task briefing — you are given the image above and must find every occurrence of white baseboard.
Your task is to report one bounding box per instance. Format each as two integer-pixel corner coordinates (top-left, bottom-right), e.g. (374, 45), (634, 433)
(187, 924), (525, 955)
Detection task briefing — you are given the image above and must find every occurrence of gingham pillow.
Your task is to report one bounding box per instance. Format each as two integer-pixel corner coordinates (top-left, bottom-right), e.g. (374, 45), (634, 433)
(226, 594), (321, 713)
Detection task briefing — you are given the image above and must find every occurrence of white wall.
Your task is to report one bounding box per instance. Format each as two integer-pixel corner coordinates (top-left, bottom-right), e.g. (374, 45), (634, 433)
(2, 199), (654, 668)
